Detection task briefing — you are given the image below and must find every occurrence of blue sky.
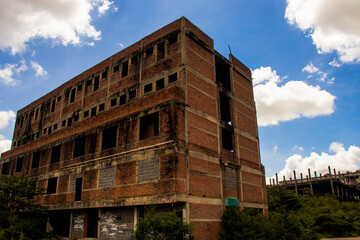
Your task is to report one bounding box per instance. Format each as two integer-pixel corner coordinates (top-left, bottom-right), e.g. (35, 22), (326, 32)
(0, 0), (359, 181)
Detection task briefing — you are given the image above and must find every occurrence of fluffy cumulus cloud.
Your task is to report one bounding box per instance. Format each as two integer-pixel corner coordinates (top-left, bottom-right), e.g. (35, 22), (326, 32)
(0, 0), (115, 54)
(0, 60), (27, 86)
(302, 62), (334, 83)
(275, 142), (360, 179)
(0, 134), (12, 155)
(253, 66), (336, 126)
(0, 110), (16, 130)
(30, 61), (47, 77)
(285, 0), (360, 64)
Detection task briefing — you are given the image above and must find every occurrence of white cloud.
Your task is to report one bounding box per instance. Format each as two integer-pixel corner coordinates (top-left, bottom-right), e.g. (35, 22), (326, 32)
(329, 58), (341, 67)
(253, 66), (336, 126)
(0, 0), (104, 54)
(273, 144), (278, 154)
(117, 42), (125, 48)
(0, 110), (16, 129)
(30, 61), (47, 77)
(0, 60), (27, 86)
(0, 134), (12, 155)
(291, 145), (304, 152)
(275, 142), (360, 179)
(285, 0), (360, 64)
(302, 62), (319, 74)
(95, 0), (115, 16)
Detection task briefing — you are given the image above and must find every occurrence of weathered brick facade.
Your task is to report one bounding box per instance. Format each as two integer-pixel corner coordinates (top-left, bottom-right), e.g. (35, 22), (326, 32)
(0, 17), (267, 239)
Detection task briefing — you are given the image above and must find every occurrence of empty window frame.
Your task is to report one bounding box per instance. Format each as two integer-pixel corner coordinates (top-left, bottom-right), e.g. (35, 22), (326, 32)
(221, 127), (233, 151)
(32, 151), (40, 169)
(168, 73), (177, 83)
(35, 108), (39, 120)
(53, 123), (58, 130)
(84, 110), (89, 118)
(1, 162), (9, 175)
(51, 98), (56, 112)
(91, 107), (97, 117)
(98, 103), (105, 112)
(47, 177), (57, 194)
(128, 89), (136, 100)
(15, 157), (24, 173)
(67, 118), (72, 127)
(131, 55), (138, 64)
(86, 79), (92, 87)
(61, 120), (66, 127)
(157, 42), (165, 60)
(75, 178), (82, 201)
(73, 137), (86, 158)
(146, 47), (153, 57)
(74, 114), (79, 122)
(43, 128), (47, 135)
(57, 96), (62, 102)
(113, 64), (119, 73)
(156, 78), (165, 90)
(144, 83), (153, 93)
(215, 56), (231, 91)
(93, 76), (100, 92)
(119, 94), (126, 105)
(140, 112), (159, 140)
(220, 93), (232, 124)
(48, 126), (52, 134)
(169, 34), (178, 45)
(70, 88), (76, 103)
(102, 125), (117, 150)
(121, 61), (129, 78)
(101, 71), (107, 79)
(50, 145), (61, 164)
(110, 98), (117, 107)
(77, 84), (82, 92)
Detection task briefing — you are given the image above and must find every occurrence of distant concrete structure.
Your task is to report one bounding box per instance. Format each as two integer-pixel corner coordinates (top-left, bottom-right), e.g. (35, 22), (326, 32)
(269, 167), (360, 201)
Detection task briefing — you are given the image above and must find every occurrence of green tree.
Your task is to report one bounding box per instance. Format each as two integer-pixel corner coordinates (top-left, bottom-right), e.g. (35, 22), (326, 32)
(0, 175), (48, 240)
(133, 206), (192, 240)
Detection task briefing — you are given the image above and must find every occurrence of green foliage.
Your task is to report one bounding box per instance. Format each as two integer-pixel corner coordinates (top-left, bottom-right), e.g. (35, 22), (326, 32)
(221, 186), (360, 240)
(133, 206), (192, 240)
(0, 175), (48, 240)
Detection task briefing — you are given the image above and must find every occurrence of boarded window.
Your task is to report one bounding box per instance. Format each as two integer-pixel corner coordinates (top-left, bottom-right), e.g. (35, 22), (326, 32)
(74, 137), (86, 158)
(15, 157), (24, 173)
(138, 158), (158, 182)
(93, 76), (100, 91)
(121, 61), (129, 78)
(225, 167), (237, 190)
(157, 42), (165, 60)
(70, 88), (76, 103)
(102, 126), (117, 150)
(47, 177), (57, 194)
(51, 145), (61, 163)
(168, 73), (177, 83)
(75, 178), (82, 201)
(32, 151), (40, 169)
(2, 162), (9, 175)
(98, 167), (115, 188)
(221, 127), (233, 151)
(140, 112), (159, 140)
(156, 78), (164, 90)
(144, 83), (152, 93)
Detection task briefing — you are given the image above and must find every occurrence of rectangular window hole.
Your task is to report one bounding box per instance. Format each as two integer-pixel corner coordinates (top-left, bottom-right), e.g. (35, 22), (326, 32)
(74, 114), (79, 122)
(51, 145), (61, 163)
(119, 94), (126, 105)
(67, 118), (72, 127)
(216, 56), (231, 91)
(70, 88), (76, 103)
(99, 103), (105, 112)
(77, 84), (82, 92)
(101, 71), (107, 79)
(75, 178), (82, 201)
(43, 128), (47, 135)
(93, 76), (100, 91)
(121, 60), (128, 78)
(168, 73), (177, 83)
(113, 64), (119, 73)
(128, 89), (136, 100)
(131, 55), (138, 64)
(48, 126), (52, 134)
(157, 42), (165, 60)
(140, 112), (159, 140)
(102, 126), (117, 150)
(84, 110), (89, 118)
(144, 83), (153, 93)
(61, 120), (66, 127)
(111, 98), (117, 107)
(86, 79), (92, 87)
(57, 96), (61, 102)
(221, 127), (233, 151)
(91, 107), (97, 117)
(2, 162), (9, 175)
(169, 35), (177, 45)
(32, 151), (40, 169)
(220, 93), (231, 123)
(51, 99), (56, 112)
(15, 157), (24, 172)
(53, 123), (57, 130)
(74, 137), (86, 158)
(146, 47), (153, 57)
(47, 177), (57, 194)
(156, 78), (165, 90)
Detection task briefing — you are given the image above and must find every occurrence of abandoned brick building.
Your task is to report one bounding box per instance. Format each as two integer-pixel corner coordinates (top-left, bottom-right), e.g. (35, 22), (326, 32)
(0, 17), (267, 239)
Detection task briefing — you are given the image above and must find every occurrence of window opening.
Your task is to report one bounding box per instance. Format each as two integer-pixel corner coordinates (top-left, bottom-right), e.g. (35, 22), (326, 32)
(101, 71), (107, 79)
(15, 157), (24, 173)
(35, 108), (39, 120)
(91, 107), (97, 117)
(144, 83), (153, 93)
(74, 114), (79, 122)
(113, 64), (119, 73)
(146, 47), (153, 57)
(67, 118), (72, 127)
(51, 99), (56, 112)
(110, 98), (117, 107)
(157, 42), (165, 60)
(99, 103), (105, 112)
(169, 35), (178, 45)
(65, 90), (70, 100)
(215, 56), (231, 91)
(43, 128), (47, 135)
(77, 84), (82, 92)
(119, 94), (126, 105)
(2, 162), (9, 175)
(48, 126), (52, 134)
(85, 209), (98, 238)
(70, 88), (76, 103)
(86, 79), (92, 87)
(131, 55), (138, 64)
(84, 110), (89, 118)
(53, 123), (57, 130)
(75, 178), (82, 201)
(61, 120), (66, 127)
(220, 93), (231, 124)
(168, 73), (177, 83)
(156, 78), (165, 90)
(50, 145), (61, 163)
(121, 60), (128, 78)
(47, 177), (57, 194)
(74, 137), (86, 158)
(32, 151), (40, 169)
(57, 96), (61, 102)
(102, 125), (117, 150)
(93, 76), (100, 91)
(129, 89), (136, 100)
(140, 112), (159, 140)
(221, 127), (233, 151)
